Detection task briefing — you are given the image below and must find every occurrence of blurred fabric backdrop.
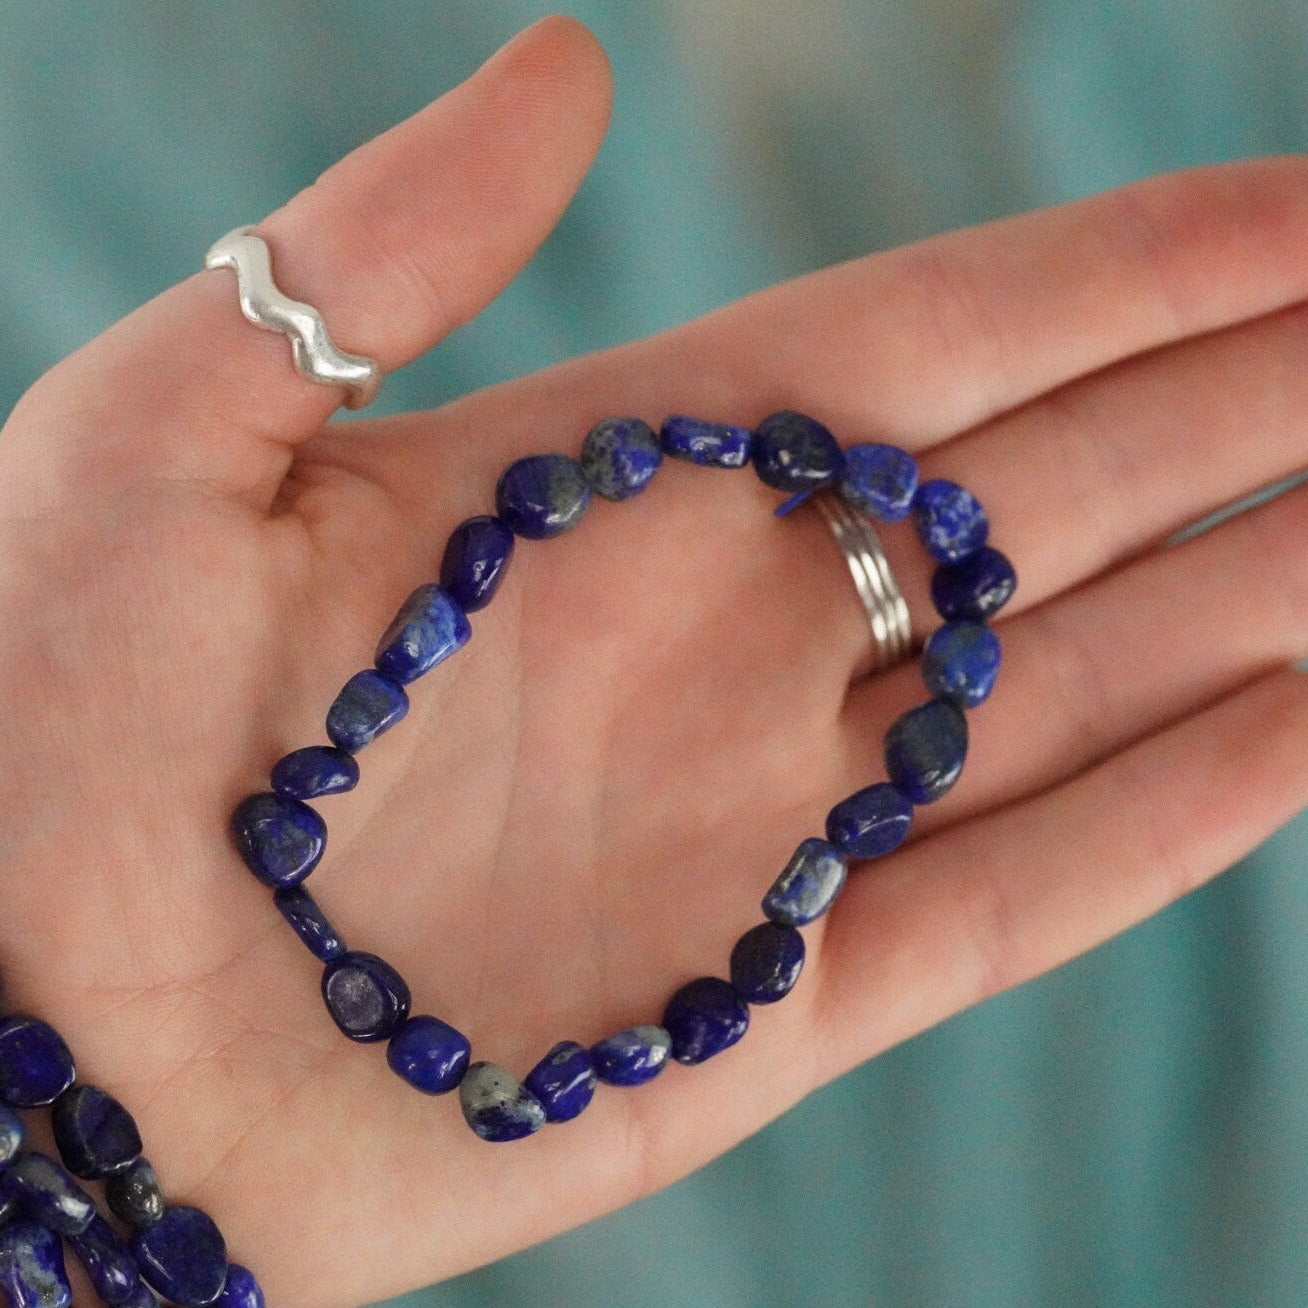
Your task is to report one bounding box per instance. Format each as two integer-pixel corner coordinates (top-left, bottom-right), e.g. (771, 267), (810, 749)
(3, 3), (1308, 1305)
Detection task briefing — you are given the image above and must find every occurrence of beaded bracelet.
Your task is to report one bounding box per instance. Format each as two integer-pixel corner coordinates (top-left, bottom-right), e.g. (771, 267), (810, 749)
(231, 409), (1016, 1143)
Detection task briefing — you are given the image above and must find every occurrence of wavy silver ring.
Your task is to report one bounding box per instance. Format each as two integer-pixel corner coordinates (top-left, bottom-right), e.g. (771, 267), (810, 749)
(811, 489), (912, 670)
(204, 225), (382, 410)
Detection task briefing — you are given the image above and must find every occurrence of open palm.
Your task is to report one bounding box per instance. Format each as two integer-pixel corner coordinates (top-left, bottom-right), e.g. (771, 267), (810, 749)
(3, 18), (1308, 1307)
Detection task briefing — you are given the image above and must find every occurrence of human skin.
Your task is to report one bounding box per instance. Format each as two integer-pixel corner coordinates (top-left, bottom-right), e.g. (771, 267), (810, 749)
(2, 14), (1308, 1306)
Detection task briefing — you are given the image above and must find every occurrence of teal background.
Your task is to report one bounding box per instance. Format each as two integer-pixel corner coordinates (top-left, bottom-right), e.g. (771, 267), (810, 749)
(2, 3), (1308, 1304)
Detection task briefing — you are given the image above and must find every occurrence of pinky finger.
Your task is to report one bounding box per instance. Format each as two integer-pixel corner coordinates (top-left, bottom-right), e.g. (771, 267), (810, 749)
(813, 667), (1308, 1078)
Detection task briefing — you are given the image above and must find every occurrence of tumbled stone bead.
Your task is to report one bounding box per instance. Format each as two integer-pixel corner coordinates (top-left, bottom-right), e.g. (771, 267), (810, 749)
(762, 837), (848, 927)
(0, 1018), (75, 1109)
(838, 443), (919, 521)
(374, 584), (471, 685)
(325, 669), (408, 753)
(0, 1189), (17, 1228)
(930, 546), (1017, 622)
(386, 1016), (470, 1095)
(120, 1283), (160, 1308)
(495, 454), (591, 539)
(458, 1063), (546, 1142)
(132, 1205), (228, 1308)
(272, 886), (346, 963)
(751, 411), (844, 493)
(0, 1153), (94, 1236)
(229, 792), (326, 890)
(659, 415), (752, 468)
(825, 783), (913, 860)
(579, 417), (662, 501)
(663, 978), (750, 1065)
(439, 516), (514, 613)
(67, 1213), (138, 1306)
(216, 1264), (265, 1308)
(730, 923), (806, 1005)
(269, 745), (358, 801)
(51, 1084), (142, 1180)
(590, 1025), (672, 1087)
(912, 478), (988, 563)
(921, 620), (1001, 707)
(0, 1222), (71, 1308)
(105, 1158), (164, 1229)
(321, 951), (411, 1043)
(885, 698), (968, 804)
(523, 1041), (596, 1123)
(0, 1105), (22, 1167)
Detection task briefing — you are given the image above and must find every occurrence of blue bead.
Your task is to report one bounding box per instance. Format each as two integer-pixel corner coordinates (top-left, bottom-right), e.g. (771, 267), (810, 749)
(838, 443), (919, 521)
(325, 669), (408, 752)
(912, 478), (989, 563)
(132, 1206), (228, 1308)
(921, 620), (1002, 707)
(272, 886), (346, 962)
(884, 698), (968, 804)
(0, 1153), (94, 1236)
(104, 1158), (164, 1229)
(0, 1104), (23, 1167)
(120, 1281), (161, 1308)
(269, 745), (358, 800)
(458, 1063), (546, 1142)
(930, 546), (1017, 622)
(663, 978), (750, 1065)
(229, 793), (326, 890)
(590, 1026), (672, 1087)
(659, 415), (752, 468)
(216, 1265), (265, 1308)
(751, 411), (844, 492)
(579, 417), (662, 500)
(374, 584), (471, 685)
(386, 1016), (470, 1094)
(0, 1222), (72, 1308)
(825, 783), (914, 860)
(495, 454), (591, 539)
(524, 1041), (596, 1123)
(762, 837), (848, 927)
(0, 1017), (75, 1109)
(439, 516), (514, 613)
(321, 951), (410, 1043)
(51, 1084), (142, 1180)
(67, 1213), (138, 1305)
(729, 924), (806, 1005)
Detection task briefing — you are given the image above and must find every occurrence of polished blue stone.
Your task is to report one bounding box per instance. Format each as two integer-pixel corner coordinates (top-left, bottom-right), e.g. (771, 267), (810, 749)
(132, 1205), (228, 1308)
(229, 792), (326, 890)
(325, 669), (408, 752)
(120, 1281), (160, 1308)
(930, 546), (1017, 622)
(524, 1041), (597, 1123)
(921, 620), (1002, 707)
(838, 443), (919, 521)
(762, 837), (848, 927)
(104, 1158), (164, 1229)
(1, 1153), (94, 1236)
(273, 886), (346, 962)
(439, 516), (514, 613)
(67, 1213), (138, 1305)
(825, 783), (913, 860)
(729, 923), (806, 1005)
(663, 978), (750, 1065)
(0, 1222), (71, 1308)
(386, 1015), (470, 1094)
(0, 1018), (75, 1109)
(0, 1189), (17, 1227)
(52, 1084), (142, 1179)
(321, 951), (410, 1043)
(216, 1264), (265, 1308)
(912, 478), (988, 563)
(659, 415), (752, 468)
(751, 411), (844, 493)
(0, 1105), (22, 1167)
(579, 417), (662, 500)
(495, 454), (591, 539)
(269, 745), (358, 801)
(590, 1026), (672, 1087)
(885, 698), (968, 804)
(374, 584), (470, 685)
(458, 1063), (546, 1142)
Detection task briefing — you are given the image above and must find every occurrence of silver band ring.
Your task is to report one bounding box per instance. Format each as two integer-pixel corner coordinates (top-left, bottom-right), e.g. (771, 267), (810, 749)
(204, 225), (382, 410)
(811, 488), (912, 670)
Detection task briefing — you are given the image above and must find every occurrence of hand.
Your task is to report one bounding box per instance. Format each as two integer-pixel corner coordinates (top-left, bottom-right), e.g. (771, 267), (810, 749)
(2, 15), (1307, 1306)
